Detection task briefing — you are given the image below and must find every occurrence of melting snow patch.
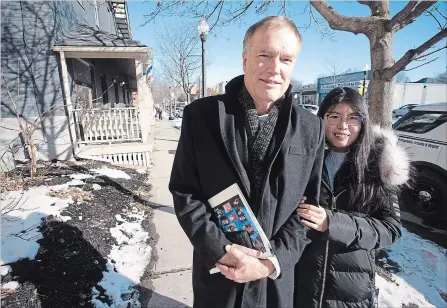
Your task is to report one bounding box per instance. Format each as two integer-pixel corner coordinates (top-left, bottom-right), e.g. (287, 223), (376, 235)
(377, 274), (434, 307)
(66, 179), (85, 187)
(377, 228), (446, 307)
(0, 181), (83, 265)
(70, 173), (94, 180)
(91, 167), (131, 180)
(92, 184), (102, 191)
(92, 208), (151, 307)
(1, 265), (11, 276)
(2, 281), (20, 290)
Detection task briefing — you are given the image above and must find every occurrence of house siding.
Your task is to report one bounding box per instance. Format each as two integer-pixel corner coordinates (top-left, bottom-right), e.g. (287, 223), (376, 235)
(0, 1), (125, 166)
(1, 0), (118, 119)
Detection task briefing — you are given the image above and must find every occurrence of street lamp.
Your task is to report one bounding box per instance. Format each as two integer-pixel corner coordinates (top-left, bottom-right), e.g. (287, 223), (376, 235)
(198, 17), (209, 98)
(362, 64), (369, 97)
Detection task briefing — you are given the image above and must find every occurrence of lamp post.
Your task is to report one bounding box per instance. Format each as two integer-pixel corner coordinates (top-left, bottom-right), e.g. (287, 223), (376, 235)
(198, 18), (209, 98)
(362, 64), (369, 97)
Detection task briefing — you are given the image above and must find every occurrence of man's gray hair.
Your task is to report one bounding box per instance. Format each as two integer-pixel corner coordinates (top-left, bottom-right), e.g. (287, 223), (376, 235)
(243, 16), (302, 52)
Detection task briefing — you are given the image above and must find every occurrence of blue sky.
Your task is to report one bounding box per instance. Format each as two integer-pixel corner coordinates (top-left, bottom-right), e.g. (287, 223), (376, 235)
(128, 1), (447, 87)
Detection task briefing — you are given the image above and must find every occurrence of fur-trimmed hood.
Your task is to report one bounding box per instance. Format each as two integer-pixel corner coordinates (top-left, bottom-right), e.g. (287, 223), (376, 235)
(372, 125), (410, 187)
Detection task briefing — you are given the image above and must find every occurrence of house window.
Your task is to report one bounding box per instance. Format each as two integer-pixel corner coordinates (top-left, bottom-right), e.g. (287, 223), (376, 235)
(100, 74), (108, 105)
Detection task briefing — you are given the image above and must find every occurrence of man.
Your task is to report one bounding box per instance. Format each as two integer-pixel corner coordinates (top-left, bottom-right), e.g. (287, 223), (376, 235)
(169, 16), (324, 308)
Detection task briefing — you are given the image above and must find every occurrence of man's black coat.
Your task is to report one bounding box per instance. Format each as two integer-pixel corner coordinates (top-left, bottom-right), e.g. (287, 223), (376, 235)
(169, 76), (325, 308)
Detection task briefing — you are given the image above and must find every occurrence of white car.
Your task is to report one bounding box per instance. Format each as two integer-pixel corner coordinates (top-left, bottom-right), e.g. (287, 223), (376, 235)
(394, 102), (447, 221)
(298, 104), (319, 115)
(392, 104), (419, 118)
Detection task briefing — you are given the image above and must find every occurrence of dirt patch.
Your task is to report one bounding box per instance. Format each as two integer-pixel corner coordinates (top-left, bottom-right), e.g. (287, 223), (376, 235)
(1, 162), (156, 308)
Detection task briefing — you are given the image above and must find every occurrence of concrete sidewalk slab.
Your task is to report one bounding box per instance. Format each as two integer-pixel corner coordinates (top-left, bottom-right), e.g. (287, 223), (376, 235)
(150, 270), (193, 308)
(145, 119), (193, 308)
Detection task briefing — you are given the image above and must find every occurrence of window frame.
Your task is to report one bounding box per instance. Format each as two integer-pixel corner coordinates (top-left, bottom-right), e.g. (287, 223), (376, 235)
(394, 110), (447, 134)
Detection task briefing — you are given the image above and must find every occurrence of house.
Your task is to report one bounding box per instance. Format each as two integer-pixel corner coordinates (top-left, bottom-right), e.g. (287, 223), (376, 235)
(1, 0), (154, 171)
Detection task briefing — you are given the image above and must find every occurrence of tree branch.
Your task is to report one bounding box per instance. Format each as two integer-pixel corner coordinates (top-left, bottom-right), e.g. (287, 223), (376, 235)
(357, 1), (390, 17)
(387, 1), (418, 31)
(434, 5), (447, 22)
(414, 45), (447, 60)
(310, 1), (370, 35)
(209, 1), (224, 31)
(425, 9), (444, 30)
(387, 1), (437, 32)
(404, 57), (439, 71)
(382, 27), (447, 79)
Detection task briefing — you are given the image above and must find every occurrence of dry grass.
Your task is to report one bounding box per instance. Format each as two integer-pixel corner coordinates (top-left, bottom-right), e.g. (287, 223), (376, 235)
(47, 187), (92, 205)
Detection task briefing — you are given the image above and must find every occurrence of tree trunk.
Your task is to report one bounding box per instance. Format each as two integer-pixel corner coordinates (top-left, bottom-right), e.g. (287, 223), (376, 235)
(27, 134), (37, 178)
(368, 31), (395, 128)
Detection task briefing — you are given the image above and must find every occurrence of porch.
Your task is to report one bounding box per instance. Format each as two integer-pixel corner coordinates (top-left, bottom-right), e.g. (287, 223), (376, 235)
(53, 26), (154, 166)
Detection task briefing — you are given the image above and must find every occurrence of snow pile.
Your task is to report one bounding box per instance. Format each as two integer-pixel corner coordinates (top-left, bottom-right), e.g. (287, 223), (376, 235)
(1, 183), (75, 265)
(69, 174), (94, 180)
(1, 167), (151, 308)
(90, 167), (131, 180)
(2, 281), (19, 290)
(1, 265), (11, 276)
(377, 229), (446, 307)
(92, 208), (151, 308)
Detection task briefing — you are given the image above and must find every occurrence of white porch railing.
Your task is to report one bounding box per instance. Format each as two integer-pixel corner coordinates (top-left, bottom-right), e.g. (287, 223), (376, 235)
(73, 107), (142, 145)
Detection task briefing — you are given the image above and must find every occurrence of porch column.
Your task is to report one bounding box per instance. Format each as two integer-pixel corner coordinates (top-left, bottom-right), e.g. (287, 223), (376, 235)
(59, 51), (77, 156)
(135, 59), (153, 143)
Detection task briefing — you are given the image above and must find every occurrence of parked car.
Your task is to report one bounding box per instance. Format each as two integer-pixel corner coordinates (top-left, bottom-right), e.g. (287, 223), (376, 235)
(394, 102), (447, 221)
(392, 104), (419, 118)
(298, 104), (319, 115)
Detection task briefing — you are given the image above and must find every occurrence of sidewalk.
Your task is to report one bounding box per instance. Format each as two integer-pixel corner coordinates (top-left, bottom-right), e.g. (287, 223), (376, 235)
(145, 119), (193, 308)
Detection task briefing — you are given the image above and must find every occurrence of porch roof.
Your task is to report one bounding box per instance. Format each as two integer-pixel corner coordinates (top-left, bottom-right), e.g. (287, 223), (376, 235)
(53, 25), (151, 61)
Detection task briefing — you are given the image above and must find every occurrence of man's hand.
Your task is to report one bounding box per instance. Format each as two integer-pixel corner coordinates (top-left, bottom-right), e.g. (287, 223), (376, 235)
(218, 244), (264, 267)
(297, 203), (328, 232)
(216, 245), (274, 283)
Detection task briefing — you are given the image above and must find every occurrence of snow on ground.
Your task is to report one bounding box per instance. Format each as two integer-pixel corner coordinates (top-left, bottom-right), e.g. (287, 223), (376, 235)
(1, 167), (152, 308)
(90, 167), (131, 180)
(92, 209), (151, 308)
(69, 174), (94, 180)
(377, 228), (446, 307)
(1, 265), (11, 276)
(2, 281), (20, 290)
(1, 183), (74, 265)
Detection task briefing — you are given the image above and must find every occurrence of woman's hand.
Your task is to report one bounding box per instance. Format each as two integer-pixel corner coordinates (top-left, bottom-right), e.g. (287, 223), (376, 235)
(297, 202), (328, 232)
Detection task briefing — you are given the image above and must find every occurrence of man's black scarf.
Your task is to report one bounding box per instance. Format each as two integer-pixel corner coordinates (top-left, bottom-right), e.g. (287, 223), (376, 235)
(238, 86), (282, 199)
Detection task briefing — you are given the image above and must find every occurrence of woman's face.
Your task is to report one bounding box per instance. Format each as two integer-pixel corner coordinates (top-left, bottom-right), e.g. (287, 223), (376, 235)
(323, 103), (363, 152)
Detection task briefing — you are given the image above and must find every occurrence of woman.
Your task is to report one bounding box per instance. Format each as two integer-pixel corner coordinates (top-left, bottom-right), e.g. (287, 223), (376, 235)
(295, 87), (410, 308)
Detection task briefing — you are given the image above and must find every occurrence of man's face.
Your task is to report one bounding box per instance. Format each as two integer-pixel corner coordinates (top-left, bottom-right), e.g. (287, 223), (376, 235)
(243, 26), (300, 105)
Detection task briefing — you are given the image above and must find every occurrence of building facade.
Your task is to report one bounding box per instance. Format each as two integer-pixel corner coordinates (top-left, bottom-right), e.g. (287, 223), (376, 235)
(1, 0), (154, 171)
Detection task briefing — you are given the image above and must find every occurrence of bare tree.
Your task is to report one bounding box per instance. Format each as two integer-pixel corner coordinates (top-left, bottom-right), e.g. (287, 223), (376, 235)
(396, 72), (411, 83)
(290, 78), (303, 90)
(155, 24), (202, 104)
(142, 0), (446, 128)
(150, 82), (171, 107)
(325, 60), (343, 88)
(433, 71), (447, 83)
(311, 1), (446, 127)
(1, 70), (112, 177)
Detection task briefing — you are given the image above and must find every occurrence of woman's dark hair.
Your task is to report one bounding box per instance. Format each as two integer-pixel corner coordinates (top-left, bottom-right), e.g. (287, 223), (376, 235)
(317, 87), (373, 208)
